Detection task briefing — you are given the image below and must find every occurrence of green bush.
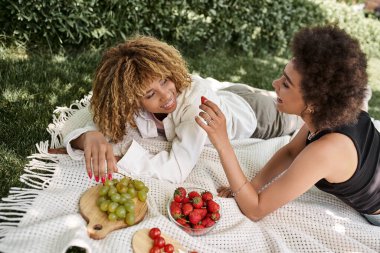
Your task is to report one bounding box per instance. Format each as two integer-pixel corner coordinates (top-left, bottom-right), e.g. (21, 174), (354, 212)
(1, 0), (379, 57)
(313, 0), (380, 58)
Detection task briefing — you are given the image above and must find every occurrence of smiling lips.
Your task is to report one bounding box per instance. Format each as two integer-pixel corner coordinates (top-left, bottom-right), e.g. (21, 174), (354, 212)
(161, 97), (176, 110)
(277, 97), (283, 103)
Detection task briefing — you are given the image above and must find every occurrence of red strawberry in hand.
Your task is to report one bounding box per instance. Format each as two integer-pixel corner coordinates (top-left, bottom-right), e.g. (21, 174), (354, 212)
(207, 199), (220, 213)
(201, 191), (213, 202)
(201, 96), (207, 104)
(192, 196), (203, 209)
(189, 210), (202, 225)
(173, 187), (186, 203)
(182, 203), (193, 216)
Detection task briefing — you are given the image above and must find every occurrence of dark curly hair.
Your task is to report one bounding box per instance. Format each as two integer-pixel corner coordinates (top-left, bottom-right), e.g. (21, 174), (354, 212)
(291, 25), (368, 130)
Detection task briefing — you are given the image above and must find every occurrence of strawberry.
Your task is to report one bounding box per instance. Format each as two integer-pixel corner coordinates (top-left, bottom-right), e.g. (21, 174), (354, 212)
(170, 205), (182, 219)
(173, 187), (186, 203)
(192, 224), (205, 229)
(201, 96), (207, 104)
(201, 191), (213, 202)
(193, 208), (208, 219)
(176, 217), (187, 226)
(170, 200), (181, 212)
(200, 217), (213, 227)
(189, 210), (202, 225)
(210, 211), (220, 221)
(207, 200), (220, 213)
(192, 196), (203, 209)
(182, 196), (190, 204)
(182, 203), (193, 216)
(188, 191), (200, 200)
(205, 218), (215, 228)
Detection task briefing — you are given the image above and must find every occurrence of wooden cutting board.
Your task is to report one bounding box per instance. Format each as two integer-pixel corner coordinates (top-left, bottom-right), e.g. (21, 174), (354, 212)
(79, 184), (148, 240)
(132, 228), (187, 253)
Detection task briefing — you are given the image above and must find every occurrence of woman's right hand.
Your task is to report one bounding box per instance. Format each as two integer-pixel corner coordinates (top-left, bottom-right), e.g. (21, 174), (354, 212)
(73, 131), (117, 183)
(195, 98), (230, 152)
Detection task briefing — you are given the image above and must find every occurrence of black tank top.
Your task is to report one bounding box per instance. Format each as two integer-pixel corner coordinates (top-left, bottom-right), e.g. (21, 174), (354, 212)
(306, 111), (380, 214)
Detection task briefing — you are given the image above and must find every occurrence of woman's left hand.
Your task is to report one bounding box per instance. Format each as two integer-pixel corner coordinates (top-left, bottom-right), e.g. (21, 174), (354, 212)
(195, 98), (230, 151)
(217, 186), (233, 198)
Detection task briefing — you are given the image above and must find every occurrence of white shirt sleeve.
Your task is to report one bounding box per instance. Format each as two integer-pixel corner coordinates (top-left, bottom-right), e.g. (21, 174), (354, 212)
(117, 106), (207, 184)
(63, 121), (98, 160)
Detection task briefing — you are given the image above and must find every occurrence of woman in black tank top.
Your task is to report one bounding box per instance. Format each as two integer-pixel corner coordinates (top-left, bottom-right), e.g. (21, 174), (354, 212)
(195, 25), (380, 226)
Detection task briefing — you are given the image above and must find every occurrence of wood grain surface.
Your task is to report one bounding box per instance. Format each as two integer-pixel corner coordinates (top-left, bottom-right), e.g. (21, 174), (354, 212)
(79, 184), (148, 240)
(132, 228), (186, 253)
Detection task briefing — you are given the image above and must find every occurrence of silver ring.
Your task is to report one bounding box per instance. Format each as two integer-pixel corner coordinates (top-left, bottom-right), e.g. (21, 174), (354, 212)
(206, 116), (213, 124)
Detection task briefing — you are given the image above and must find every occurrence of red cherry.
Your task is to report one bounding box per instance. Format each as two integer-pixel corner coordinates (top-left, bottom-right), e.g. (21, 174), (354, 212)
(150, 246), (161, 253)
(149, 227), (161, 240)
(154, 236), (166, 248)
(164, 243), (175, 253)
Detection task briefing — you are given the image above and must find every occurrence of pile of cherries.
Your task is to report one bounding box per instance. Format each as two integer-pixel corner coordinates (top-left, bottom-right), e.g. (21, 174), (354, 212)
(148, 227), (174, 253)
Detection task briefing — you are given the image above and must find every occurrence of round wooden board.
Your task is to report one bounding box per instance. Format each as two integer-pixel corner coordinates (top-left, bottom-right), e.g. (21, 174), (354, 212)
(132, 228), (186, 253)
(79, 184), (148, 240)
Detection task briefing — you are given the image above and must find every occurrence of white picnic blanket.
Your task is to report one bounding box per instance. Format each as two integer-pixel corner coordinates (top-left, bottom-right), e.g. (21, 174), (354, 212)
(1, 98), (380, 253)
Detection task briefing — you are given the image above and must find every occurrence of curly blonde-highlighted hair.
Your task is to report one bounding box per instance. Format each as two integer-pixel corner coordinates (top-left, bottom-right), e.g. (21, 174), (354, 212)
(91, 36), (191, 142)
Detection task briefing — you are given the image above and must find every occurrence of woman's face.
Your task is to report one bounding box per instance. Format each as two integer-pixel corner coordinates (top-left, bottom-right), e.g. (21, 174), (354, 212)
(139, 78), (178, 114)
(272, 60), (306, 116)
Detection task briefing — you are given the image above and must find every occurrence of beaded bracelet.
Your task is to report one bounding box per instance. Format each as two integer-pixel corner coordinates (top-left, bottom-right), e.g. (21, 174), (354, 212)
(231, 179), (249, 198)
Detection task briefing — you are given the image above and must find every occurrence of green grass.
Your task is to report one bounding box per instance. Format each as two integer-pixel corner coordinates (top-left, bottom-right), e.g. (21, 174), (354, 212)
(0, 46), (99, 198)
(1, 44), (380, 201)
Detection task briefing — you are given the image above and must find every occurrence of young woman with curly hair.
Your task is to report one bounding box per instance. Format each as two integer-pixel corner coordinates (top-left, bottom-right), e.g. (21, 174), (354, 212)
(62, 36), (300, 184)
(196, 25), (380, 226)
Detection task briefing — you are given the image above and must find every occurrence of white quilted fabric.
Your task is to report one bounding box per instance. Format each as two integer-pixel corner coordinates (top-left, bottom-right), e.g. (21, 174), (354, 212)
(1, 96), (380, 253)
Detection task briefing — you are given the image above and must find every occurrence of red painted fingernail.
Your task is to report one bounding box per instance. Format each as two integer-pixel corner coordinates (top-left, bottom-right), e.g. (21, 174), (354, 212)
(108, 173), (112, 180)
(201, 96), (207, 104)
(101, 176), (106, 184)
(88, 170), (92, 179)
(95, 176), (99, 182)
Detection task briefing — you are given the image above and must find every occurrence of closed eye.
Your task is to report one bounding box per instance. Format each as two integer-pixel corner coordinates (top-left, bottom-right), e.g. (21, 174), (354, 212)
(145, 92), (155, 99)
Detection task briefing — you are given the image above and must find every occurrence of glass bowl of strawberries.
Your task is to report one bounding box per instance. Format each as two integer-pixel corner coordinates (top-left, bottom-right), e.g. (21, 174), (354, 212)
(167, 187), (221, 236)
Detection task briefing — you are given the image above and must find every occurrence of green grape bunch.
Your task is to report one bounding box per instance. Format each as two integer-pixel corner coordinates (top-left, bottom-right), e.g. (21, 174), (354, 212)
(96, 176), (149, 225)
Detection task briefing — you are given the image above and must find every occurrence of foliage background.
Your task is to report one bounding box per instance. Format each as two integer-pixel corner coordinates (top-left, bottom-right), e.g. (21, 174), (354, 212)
(2, 0), (380, 57)
(0, 3), (379, 253)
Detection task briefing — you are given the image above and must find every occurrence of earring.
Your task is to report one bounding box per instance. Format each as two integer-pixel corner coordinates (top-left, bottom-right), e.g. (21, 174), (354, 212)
(307, 107), (314, 114)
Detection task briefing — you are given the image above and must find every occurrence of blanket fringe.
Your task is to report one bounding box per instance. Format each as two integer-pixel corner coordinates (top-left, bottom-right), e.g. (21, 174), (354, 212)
(47, 93), (92, 148)
(0, 141), (59, 236)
